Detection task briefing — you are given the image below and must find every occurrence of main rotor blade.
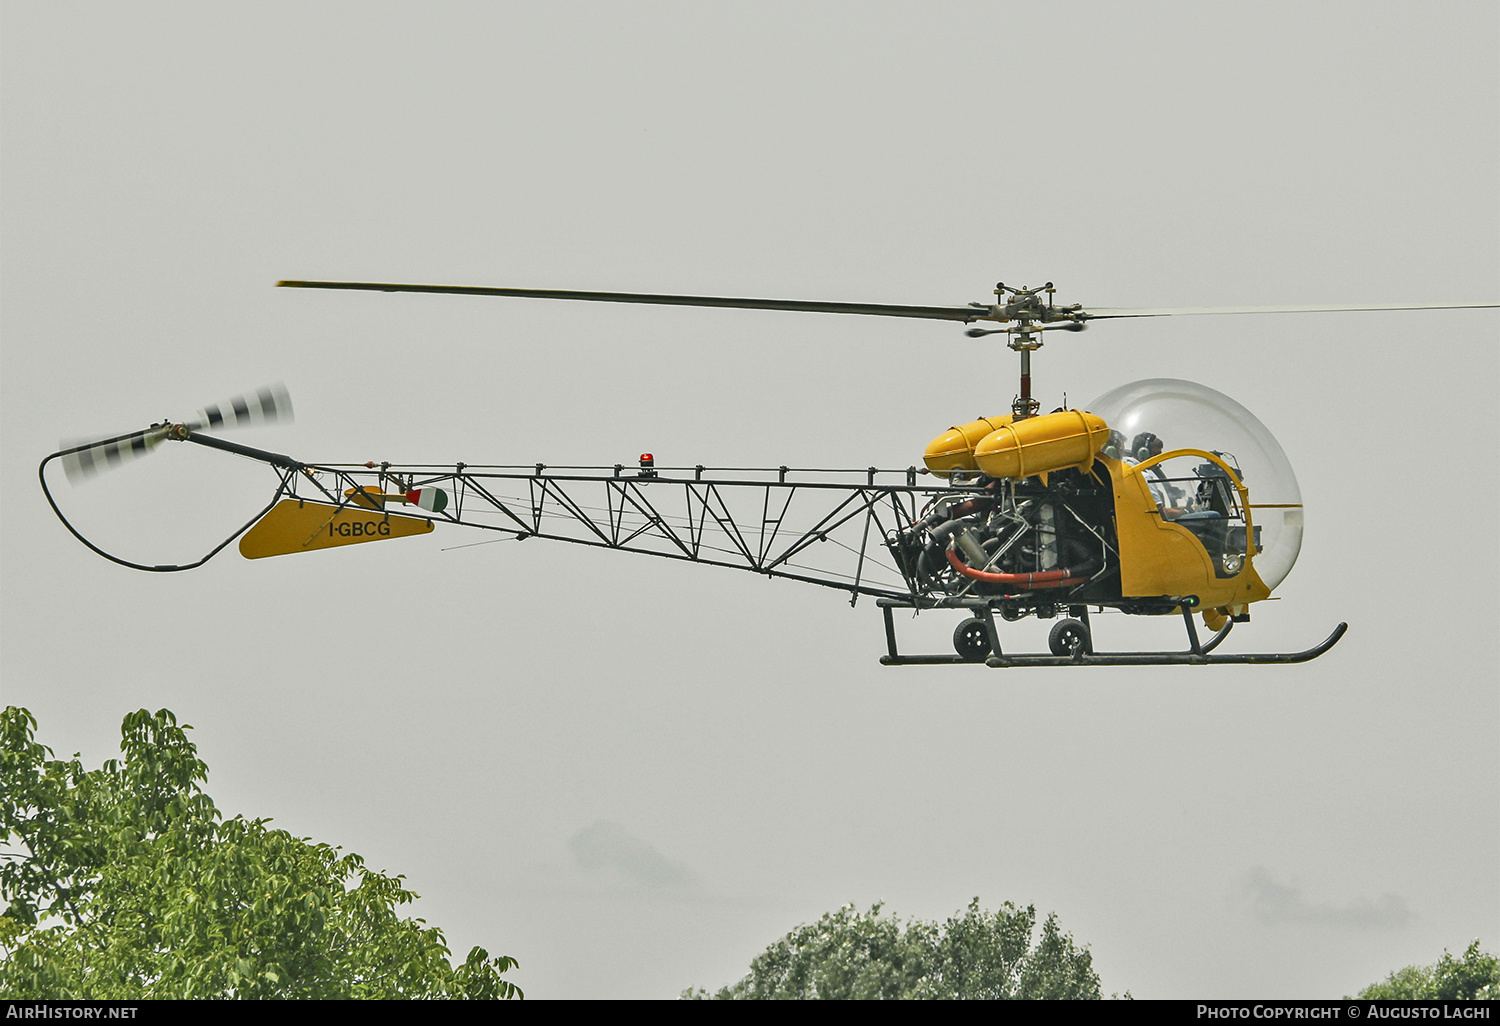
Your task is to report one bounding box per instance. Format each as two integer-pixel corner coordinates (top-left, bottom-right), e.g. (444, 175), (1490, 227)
(277, 280), (988, 323)
(182, 383), (293, 433)
(60, 426), (168, 483)
(1081, 302), (1499, 319)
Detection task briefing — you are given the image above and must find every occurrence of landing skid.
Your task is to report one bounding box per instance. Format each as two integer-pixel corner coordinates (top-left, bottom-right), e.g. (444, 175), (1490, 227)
(876, 599), (1347, 668)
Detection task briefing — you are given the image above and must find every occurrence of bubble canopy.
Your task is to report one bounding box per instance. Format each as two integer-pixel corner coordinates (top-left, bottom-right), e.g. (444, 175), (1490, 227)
(1086, 378), (1303, 591)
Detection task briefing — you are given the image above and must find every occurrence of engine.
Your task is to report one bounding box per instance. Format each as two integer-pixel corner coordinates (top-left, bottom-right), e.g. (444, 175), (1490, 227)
(887, 464), (1121, 619)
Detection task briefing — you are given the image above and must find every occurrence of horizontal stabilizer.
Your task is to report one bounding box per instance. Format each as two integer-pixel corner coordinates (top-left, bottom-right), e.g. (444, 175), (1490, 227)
(240, 499), (433, 559)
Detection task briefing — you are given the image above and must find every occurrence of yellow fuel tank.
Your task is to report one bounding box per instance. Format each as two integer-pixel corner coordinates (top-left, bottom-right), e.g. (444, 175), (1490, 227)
(923, 415), (1012, 474)
(972, 409), (1109, 479)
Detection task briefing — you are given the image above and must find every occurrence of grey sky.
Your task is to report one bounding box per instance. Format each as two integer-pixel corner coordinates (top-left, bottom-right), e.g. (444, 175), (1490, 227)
(2, 1), (1496, 999)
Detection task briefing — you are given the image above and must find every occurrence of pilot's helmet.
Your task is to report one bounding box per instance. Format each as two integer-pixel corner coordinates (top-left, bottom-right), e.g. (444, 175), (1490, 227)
(1130, 432), (1164, 462)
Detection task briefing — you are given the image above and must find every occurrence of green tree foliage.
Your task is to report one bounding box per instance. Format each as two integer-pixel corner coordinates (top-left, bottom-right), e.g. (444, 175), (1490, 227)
(685, 899), (1103, 999)
(0, 707), (520, 999)
(1354, 941), (1498, 1001)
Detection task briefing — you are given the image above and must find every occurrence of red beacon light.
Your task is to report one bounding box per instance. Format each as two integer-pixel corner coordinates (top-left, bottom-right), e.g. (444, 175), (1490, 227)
(638, 453), (657, 478)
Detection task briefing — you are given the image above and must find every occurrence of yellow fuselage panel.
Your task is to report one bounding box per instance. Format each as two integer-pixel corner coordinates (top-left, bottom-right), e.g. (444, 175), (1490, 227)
(239, 499), (434, 559)
(1104, 456), (1271, 607)
(923, 415), (1012, 474)
(973, 410), (1108, 480)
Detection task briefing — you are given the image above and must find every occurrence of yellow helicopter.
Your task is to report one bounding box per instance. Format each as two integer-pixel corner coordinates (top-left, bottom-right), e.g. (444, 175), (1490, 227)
(41, 280), (1497, 667)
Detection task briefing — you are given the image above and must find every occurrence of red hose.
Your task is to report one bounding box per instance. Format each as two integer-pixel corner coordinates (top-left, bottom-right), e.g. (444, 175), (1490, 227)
(945, 547), (1088, 588)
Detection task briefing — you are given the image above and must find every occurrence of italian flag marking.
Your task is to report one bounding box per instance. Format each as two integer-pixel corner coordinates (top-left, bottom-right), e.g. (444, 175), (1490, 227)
(405, 488), (449, 513)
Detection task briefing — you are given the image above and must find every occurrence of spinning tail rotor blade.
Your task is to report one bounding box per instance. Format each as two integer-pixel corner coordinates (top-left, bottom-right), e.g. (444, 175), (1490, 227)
(58, 384), (293, 484)
(59, 426), (170, 483)
(182, 383), (293, 433)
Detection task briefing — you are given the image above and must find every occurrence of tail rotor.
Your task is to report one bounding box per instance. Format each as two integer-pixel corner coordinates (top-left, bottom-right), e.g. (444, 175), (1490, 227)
(181, 383), (293, 434)
(58, 384), (293, 483)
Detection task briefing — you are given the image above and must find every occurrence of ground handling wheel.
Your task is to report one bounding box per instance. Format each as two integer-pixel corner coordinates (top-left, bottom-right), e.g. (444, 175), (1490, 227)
(953, 617), (992, 662)
(1048, 618), (1091, 658)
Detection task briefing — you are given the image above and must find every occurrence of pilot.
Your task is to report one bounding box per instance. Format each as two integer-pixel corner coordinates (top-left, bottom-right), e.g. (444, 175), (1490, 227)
(1130, 432), (1164, 463)
(1129, 432), (1184, 519)
(1101, 429), (1127, 460)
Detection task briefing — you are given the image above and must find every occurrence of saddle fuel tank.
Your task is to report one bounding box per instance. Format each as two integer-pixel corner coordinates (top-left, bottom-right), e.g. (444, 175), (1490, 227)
(923, 410), (1109, 479)
(922, 415), (1013, 474)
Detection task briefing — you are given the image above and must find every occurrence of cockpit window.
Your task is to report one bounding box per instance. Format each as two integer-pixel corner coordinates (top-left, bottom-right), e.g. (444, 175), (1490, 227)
(1142, 454), (1255, 577)
(1088, 379), (1302, 589)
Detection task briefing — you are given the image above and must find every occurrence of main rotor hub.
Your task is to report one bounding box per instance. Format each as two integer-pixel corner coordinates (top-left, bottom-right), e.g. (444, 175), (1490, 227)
(988, 283), (1076, 420)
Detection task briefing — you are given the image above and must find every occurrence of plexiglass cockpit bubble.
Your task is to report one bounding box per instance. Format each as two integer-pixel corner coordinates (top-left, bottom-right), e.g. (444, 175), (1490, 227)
(1087, 379), (1303, 590)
